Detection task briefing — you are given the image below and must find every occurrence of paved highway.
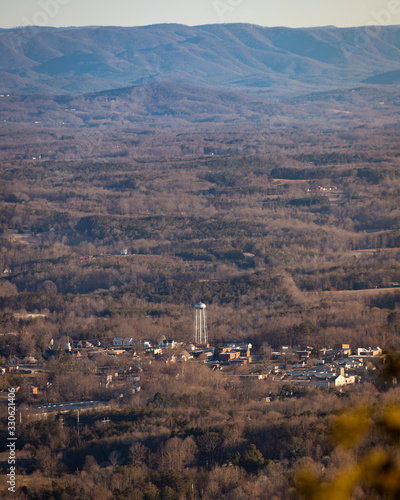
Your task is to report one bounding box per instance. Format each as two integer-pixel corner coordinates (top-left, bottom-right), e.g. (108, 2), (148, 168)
(28, 401), (110, 413)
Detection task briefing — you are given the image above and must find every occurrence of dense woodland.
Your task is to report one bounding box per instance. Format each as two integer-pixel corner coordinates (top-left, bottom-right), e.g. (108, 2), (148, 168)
(1, 84), (400, 498)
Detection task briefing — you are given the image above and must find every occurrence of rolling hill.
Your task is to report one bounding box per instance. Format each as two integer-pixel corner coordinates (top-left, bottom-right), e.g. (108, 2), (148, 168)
(1, 23), (400, 95)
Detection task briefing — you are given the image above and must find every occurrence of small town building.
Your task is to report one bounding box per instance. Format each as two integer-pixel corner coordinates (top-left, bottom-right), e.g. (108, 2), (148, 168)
(77, 341), (93, 348)
(334, 344), (351, 356)
(218, 350), (240, 362)
(158, 339), (176, 349)
(123, 338), (135, 346)
(315, 368), (356, 388)
(357, 347), (382, 357)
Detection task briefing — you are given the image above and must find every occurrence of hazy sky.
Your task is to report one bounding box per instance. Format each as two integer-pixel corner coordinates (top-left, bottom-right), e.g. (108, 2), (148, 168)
(2, 0), (400, 29)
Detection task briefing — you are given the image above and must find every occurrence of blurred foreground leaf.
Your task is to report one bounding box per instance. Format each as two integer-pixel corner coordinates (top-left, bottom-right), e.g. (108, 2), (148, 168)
(297, 403), (400, 500)
(331, 407), (370, 448)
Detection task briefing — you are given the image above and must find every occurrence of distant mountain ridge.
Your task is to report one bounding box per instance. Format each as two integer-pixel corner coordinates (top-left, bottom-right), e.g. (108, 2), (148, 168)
(1, 23), (400, 94)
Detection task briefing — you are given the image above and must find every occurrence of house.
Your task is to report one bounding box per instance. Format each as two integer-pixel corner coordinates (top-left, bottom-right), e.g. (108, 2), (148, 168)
(315, 374), (354, 388)
(338, 359), (354, 369)
(123, 338), (135, 347)
(225, 342), (252, 350)
(357, 347), (382, 357)
(77, 341), (93, 349)
(158, 339), (176, 349)
(315, 368), (356, 388)
(193, 349), (214, 359)
(176, 350), (192, 362)
(113, 337), (124, 347)
(297, 350), (311, 359)
(289, 369), (318, 378)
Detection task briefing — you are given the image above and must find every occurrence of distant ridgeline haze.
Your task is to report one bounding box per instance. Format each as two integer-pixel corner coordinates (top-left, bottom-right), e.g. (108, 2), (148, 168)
(1, 24), (400, 94)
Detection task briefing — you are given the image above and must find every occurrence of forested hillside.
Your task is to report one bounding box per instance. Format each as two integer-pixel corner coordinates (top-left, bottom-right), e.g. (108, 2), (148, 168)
(1, 24), (400, 93)
(1, 22), (400, 500)
(1, 85), (400, 351)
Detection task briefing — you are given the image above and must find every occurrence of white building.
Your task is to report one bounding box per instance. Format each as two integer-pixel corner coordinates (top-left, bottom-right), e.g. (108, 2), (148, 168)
(357, 347), (382, 357)
(158, 339), (176, 349)
(315, 371), (356, 388)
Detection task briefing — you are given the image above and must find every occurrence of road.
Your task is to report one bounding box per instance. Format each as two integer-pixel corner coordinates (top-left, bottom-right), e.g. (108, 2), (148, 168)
(27, 401), (110, 414)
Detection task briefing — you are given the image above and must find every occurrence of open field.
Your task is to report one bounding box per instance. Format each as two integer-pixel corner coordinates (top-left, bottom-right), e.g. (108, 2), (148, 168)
(308, 287), (400, 298)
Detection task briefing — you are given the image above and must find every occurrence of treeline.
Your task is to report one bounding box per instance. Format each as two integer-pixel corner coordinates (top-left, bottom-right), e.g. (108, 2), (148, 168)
(76, 215), (267, 242)
(292, 151), (387, 165)
(0, 272), (287, 310)
(288, 196), (330, 207)
(271, 166), (351, 180)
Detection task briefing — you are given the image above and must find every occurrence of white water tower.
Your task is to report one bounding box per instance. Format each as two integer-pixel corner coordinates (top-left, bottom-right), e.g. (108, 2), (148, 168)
(194, 302), (208, 345)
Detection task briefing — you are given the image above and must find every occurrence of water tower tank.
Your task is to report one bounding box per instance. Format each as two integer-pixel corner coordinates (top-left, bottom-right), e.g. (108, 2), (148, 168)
(194, 302), (208, 345)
